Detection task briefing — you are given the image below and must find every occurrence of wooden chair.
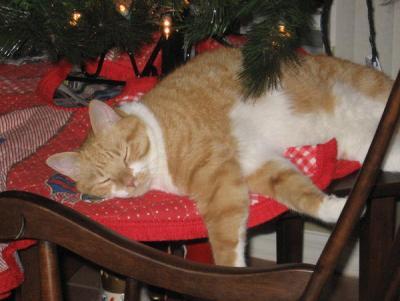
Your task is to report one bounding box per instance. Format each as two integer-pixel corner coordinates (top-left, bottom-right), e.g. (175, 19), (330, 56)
(1, 71), (399, 301)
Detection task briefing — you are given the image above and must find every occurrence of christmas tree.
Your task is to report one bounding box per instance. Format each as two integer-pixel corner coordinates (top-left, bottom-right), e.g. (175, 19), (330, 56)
(0, 0), (323, 97)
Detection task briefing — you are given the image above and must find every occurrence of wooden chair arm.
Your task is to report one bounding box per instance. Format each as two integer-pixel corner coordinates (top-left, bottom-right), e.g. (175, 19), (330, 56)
(329, 171), (400, 198)
(0, 190), (313, 301)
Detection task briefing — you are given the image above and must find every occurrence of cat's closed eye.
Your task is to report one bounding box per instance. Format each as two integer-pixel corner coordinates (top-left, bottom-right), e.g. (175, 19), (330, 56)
(97, 178), (111, 185)
(123, 146), (129, 163)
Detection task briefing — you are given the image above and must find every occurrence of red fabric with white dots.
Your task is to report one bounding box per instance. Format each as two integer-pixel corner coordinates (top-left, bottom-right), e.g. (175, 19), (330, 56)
(4, 96), (361, 242)
(5, 109), (359, 241)
(5, 93), (290, 241)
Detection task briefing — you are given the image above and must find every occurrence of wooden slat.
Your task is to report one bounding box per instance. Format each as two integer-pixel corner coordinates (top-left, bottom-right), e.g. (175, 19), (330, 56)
(39, 241), (62, 301)
(276, 213), (304, 264)
(359, 197), (396, 301)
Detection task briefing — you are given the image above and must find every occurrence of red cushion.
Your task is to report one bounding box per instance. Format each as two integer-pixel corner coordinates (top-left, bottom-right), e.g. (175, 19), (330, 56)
(5, 101), (288, 241)
(3, 60), (361, 242)
(6, 100), (360, 241)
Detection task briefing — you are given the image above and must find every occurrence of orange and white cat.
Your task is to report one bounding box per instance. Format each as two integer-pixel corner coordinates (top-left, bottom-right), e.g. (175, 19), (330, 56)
(46, 47), (397, 267)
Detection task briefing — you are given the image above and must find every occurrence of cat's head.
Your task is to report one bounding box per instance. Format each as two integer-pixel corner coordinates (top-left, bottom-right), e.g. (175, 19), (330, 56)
(46, 100), (152, 199)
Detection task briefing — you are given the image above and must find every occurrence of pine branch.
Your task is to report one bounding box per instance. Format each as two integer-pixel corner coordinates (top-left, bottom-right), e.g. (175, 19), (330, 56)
(181, 0), (242, 49)
(239, 0), (318, 98)
(0, 0), (323, 97)
(180, 0), (320, 97)
(0, 0), (156, 63)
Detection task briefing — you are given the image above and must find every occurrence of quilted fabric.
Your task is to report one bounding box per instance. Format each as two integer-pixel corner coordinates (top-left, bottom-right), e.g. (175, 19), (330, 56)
(0, 241), (36, 299)
(0, 106), (71, 190)
(0, 39), (162, 298)
(0, 62), (58, 299)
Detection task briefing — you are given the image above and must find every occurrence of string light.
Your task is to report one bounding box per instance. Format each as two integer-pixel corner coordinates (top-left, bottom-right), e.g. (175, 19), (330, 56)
(117, 4), (129, 17)
(278, 22), (291, 37)
(162, 15), (172, 39)
(69, 11), (82, 26)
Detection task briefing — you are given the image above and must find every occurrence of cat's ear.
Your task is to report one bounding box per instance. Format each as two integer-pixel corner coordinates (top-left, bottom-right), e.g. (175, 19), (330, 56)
(89, 100), (121, 135)
(46, 152), (80, 180)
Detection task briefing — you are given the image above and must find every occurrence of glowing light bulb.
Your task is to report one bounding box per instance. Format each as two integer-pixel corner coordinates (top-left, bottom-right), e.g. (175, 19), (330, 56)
(119, 4), (127, 13)
(162, 15), (173, 39)
(278, 23), (291, 37)
(69, 11), (81, 26)
(117, 3), (130, 17)
(163, 19), (171, 27)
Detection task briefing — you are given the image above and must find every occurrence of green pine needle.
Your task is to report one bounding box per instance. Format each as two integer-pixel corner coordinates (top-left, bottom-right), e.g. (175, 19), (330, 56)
(0, 0), (322, 97)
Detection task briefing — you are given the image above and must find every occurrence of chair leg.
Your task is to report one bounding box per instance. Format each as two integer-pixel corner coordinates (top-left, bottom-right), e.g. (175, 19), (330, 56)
(276, 213), (304, 264)
(124, 278), (141, 301)
(382, 262), (400, 301)
(359, 197), (396, 301)
(39, 241), (62, 301)
(373, 225), (400, 301)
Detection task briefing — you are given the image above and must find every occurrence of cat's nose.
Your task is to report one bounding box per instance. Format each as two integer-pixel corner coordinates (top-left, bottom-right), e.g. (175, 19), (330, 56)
(124, 177), (136, 188)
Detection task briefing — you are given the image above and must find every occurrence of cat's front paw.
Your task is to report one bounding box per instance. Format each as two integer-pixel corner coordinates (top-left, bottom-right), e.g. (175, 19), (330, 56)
(317, 195), (347, 223)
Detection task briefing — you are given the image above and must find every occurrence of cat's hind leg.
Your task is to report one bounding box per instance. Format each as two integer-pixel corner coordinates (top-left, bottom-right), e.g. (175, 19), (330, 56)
(246, 159), (347, 223)
(188, 157), (249, 267)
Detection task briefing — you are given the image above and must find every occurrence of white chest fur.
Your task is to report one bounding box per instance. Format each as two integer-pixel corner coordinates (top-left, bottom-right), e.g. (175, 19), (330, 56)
(119, 101), (180, 194)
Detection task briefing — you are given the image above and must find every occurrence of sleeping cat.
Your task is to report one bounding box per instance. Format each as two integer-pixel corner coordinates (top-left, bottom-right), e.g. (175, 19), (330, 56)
(46, 47), (398, 267)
